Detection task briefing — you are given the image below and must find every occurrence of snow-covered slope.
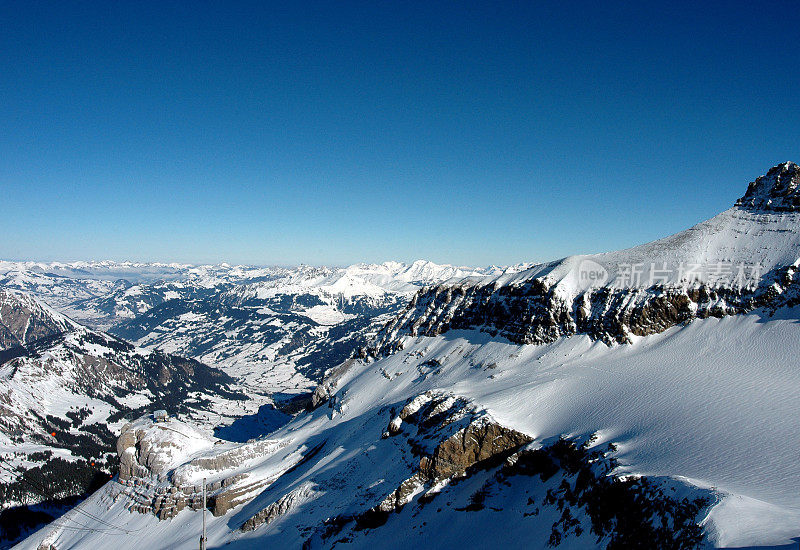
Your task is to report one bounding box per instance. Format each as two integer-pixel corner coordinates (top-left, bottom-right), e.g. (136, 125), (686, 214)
(17, 162), (800, 549)
(21, 311), (800, 550)
(0, 291), (253, 548)
(374, 162), (800, 351)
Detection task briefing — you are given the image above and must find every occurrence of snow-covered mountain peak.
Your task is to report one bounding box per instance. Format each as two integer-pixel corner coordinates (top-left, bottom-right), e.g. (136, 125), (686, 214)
(735, 161), (800, 212)
(368, 164), (800, 355)
(0, 288), (80, 349)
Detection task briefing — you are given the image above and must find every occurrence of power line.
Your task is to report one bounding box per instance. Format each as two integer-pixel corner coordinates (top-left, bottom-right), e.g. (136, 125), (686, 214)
(0, 456), (141, 534)
(0, 458), (125, 531)
(0, 459), (134, 536)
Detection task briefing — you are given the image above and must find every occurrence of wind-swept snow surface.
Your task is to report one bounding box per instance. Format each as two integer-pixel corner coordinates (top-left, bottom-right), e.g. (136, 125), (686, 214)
(20, 308), (800, 549)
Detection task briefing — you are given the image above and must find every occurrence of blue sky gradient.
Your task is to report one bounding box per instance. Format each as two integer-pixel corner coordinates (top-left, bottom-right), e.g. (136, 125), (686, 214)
(2, 1), (798, 266)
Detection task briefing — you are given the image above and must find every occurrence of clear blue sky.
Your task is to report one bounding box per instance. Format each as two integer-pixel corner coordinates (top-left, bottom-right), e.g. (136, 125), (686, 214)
(2, 1), (798, 267)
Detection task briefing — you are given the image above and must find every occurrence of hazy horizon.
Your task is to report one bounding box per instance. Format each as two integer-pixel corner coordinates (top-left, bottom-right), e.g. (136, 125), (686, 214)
(3, 2), (798, 266)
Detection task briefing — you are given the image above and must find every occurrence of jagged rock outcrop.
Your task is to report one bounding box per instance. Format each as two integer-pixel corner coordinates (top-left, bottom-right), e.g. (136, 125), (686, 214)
(363, 255), (800, 361)
(736, 161), (800, 212)
(241, 482), (318, 531)
(116, 415), (296, 519)
(375, 392), (532, 515)
(419, 420), (533, 480)
(117, 417), (217, 518)
(304, 391), (708, 549)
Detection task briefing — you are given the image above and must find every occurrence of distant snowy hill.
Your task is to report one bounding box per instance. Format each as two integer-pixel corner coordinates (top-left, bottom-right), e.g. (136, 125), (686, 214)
(0, 260), (500, 398)
(17, 163), (800, 549)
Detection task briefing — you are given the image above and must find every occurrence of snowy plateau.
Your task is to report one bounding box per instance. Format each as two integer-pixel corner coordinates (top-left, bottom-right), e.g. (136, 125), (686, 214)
(3, 162), (800, 549)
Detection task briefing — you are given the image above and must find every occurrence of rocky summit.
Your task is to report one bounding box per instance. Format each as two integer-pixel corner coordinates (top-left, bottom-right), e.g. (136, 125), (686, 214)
(736, 161), (800, 212)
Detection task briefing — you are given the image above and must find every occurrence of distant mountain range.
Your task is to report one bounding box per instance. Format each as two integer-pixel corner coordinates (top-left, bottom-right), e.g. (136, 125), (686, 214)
(8, 163), (800, 549)
(0, 259), (507, 545)
(0, 260), (511, 397)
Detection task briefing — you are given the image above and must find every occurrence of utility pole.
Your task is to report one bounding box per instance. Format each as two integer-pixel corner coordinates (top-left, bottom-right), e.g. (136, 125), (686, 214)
(200, 477), (207, 550)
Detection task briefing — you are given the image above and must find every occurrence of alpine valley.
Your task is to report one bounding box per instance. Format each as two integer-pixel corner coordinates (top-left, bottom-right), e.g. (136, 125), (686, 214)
(4, 163), (800, 549)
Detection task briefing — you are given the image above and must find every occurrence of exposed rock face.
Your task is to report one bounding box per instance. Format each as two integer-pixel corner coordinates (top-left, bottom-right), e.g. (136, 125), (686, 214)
(365, 262), (800, 356)
(117, 417), (216, 518)
(0, 289), (74, 351)
(420, 420), (533, 480)
(376, 392), (532, 515)
(116, 415), (294, 519)
(305, 393), (707, 548)
(241, 482), (318, 532)
(736, 161), (800, 212)
(117, 419), (212, 482)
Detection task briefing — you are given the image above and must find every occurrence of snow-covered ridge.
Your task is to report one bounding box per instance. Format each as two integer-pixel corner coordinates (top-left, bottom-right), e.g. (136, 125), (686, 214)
(0, 292), (247, 448)
(370, 163), (800, 353)
(0, 259), (496, 291)
(0, 258), (498, 327)
(216, 260), (497, 303)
